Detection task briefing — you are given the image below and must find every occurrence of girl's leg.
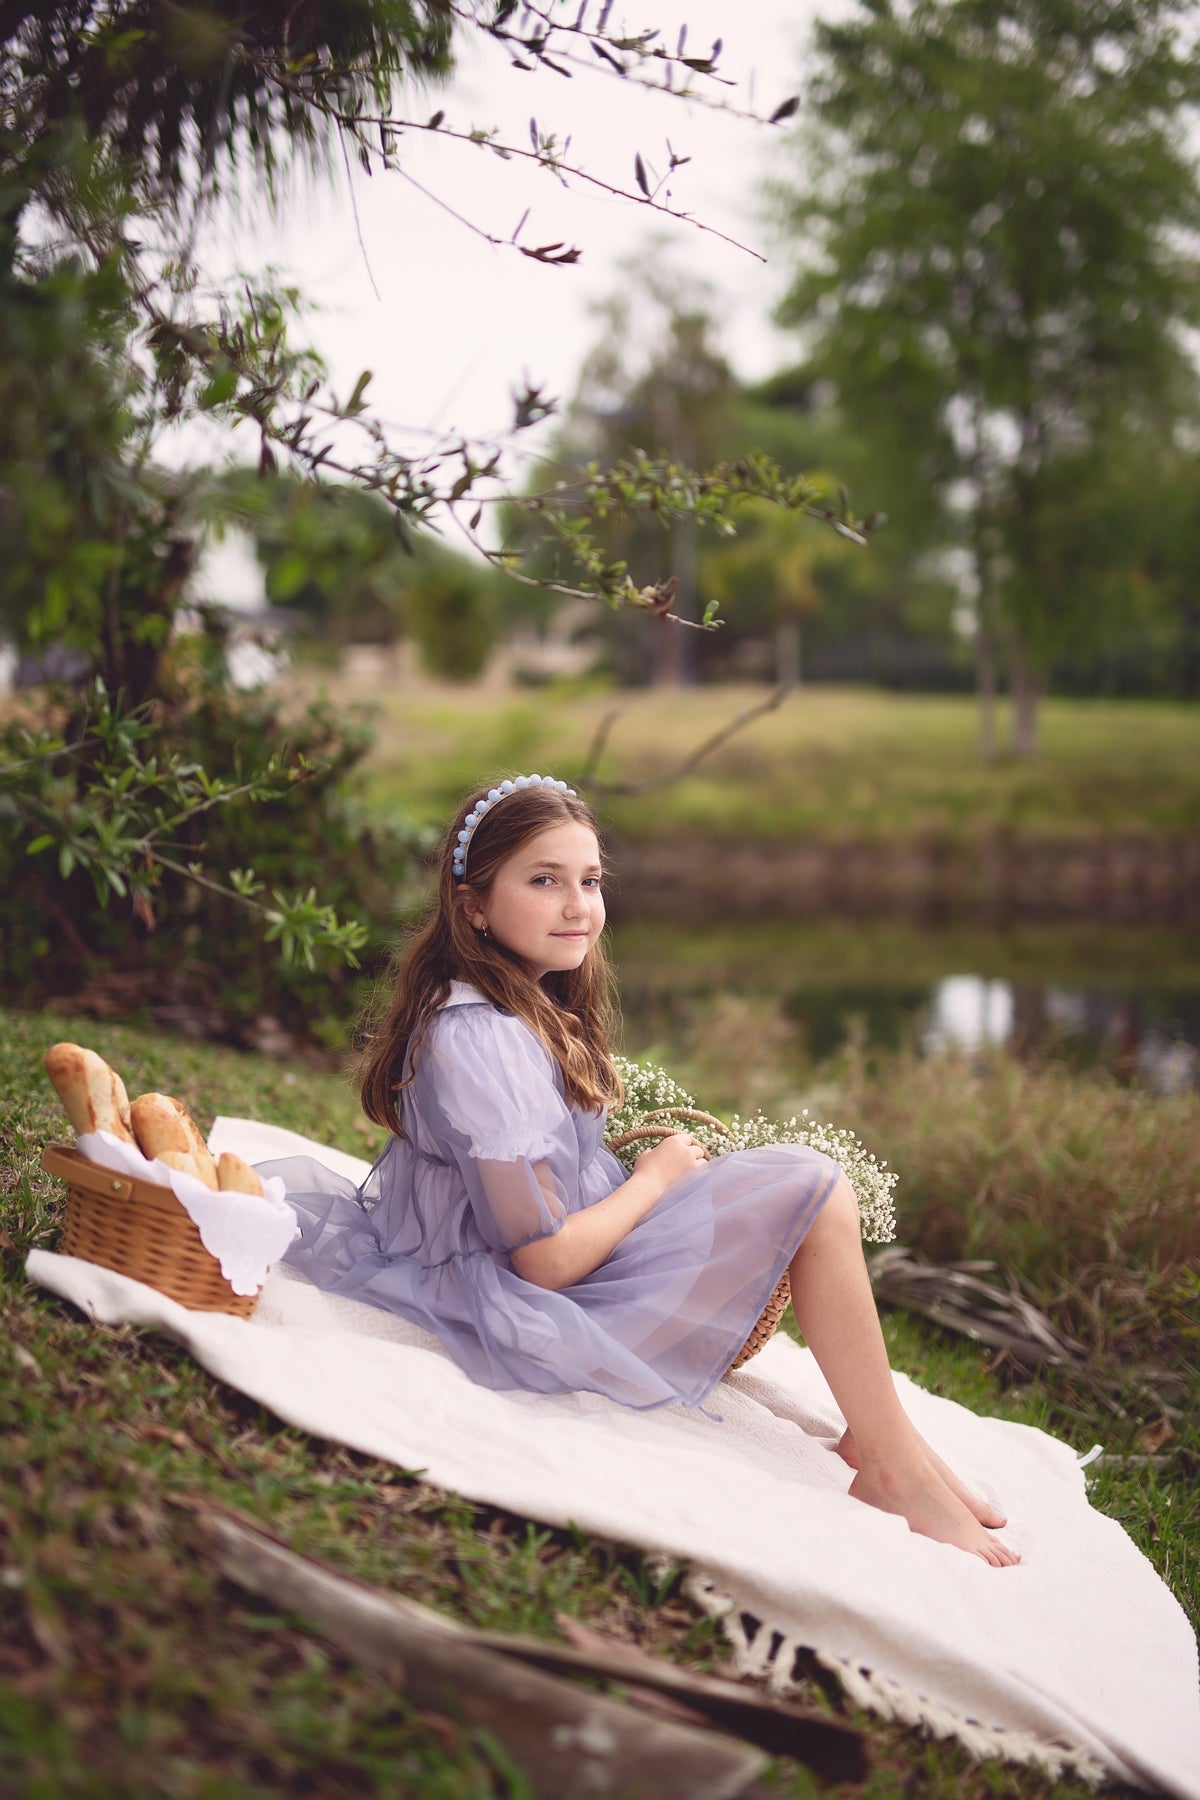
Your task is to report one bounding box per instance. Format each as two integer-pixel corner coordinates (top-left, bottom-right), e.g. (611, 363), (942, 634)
(788, 1176), (1019, 1567)
(834, 1427), (1007, 1528)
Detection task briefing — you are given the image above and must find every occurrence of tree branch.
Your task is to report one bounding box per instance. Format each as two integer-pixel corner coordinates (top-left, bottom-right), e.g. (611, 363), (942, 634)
(578, 706), (622, 784)
(581, 687), (790, 795)
(243, 59), (766, 263)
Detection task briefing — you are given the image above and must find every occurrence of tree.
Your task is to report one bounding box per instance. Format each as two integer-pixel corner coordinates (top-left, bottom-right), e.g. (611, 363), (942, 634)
(0, 3), (461, 982)
(528, 270), (927, 690)
(3, 2), (868, 993)
(1134, 450), (1200, 700)
(719, 370), (959, 688)
(1, 2), (454, 699)
(775, 0), (1200, 756)
(544, 251), (740, 686)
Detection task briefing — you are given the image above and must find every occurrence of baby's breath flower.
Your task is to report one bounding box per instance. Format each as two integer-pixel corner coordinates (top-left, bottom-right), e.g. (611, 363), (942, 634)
(607, 1055), (898, 1243)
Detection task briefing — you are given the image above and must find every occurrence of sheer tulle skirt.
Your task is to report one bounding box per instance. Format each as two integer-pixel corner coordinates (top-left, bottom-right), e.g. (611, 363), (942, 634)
(261, 1141), (840, 1411)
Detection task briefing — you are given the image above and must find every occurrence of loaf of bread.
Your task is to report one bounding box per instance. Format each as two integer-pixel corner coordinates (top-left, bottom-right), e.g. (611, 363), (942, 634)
(216, 1152), (264, 1198)
(130, 1093), (219, 1191)
(155, 1149), (214, 1187)
(44, 1043), (135, 1143)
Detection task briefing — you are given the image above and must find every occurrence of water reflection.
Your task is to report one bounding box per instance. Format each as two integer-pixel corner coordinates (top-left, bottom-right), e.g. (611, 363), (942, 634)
(921, 976), (1200, 1092)
(613, 923), (1200, 1096)
(924, 977), (1013, 1050)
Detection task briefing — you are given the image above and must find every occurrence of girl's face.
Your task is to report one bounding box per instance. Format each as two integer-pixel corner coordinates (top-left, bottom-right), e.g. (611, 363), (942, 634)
(460, 822), (605, 979)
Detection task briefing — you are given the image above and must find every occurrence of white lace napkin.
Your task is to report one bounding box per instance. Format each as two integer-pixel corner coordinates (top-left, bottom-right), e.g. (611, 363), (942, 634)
(75, 1130), (298, 1297)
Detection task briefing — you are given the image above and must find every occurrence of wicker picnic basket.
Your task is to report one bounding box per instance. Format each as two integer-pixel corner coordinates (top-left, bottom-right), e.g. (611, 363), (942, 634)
(41, 1142), (258, 1319)
(606, 1108), (791, 1375)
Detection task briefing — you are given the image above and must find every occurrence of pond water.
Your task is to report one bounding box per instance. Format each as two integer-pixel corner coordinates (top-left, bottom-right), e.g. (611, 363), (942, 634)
(611, 921), (1200, 1095)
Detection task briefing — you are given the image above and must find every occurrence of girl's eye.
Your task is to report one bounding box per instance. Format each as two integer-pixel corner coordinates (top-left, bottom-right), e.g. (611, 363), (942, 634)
(583, 876), (602, 888)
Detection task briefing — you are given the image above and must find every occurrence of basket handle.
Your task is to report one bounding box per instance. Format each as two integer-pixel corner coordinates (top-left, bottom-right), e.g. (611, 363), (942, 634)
(41, 1141), (135, 1203)
(607, 1121), (725, 1155)
(606, 1123), (677, 1152)
(607, 1106), (731, 1155)
(641, 1107), (731, 1135)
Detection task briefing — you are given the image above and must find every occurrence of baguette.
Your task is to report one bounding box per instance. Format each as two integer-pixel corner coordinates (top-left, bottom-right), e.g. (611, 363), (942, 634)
(44, 1043), (135, 1143)
(130, 1093), (219, 1190)
(216, 1151), (264, 1198)
(156, 1149), (209, 1185)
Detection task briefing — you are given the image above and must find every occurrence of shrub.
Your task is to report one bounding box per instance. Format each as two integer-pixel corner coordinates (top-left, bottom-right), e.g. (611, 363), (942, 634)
(0, 671), (426, 1046)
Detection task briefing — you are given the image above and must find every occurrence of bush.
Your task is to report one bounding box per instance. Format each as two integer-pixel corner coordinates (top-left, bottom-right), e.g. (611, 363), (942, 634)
(0, 669), (426, 1046)
(405, 567), (496, 681)
(824, 1040), (1200, 1371)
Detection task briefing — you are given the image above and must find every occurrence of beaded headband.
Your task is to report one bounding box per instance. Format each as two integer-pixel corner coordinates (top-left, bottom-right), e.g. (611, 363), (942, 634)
(452, 774), (578, 879)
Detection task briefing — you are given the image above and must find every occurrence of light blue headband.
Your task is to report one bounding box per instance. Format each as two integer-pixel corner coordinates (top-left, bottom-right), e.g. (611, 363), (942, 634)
(452, 775), (577, 879)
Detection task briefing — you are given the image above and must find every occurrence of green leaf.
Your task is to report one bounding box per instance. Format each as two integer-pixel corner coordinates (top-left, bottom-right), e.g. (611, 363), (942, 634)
(198, 366), (238, 409)
(26, 835), (55, 855)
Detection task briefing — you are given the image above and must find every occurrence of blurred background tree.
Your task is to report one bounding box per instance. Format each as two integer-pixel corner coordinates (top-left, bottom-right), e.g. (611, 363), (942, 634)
(215, 470), (501, 676)
(538, 251), (740, 688)
(773, 0), (1200, 756)
(517, 255), (957, 690)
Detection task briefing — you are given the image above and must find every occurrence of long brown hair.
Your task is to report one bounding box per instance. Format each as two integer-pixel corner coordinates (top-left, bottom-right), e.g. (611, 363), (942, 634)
(356, 781), (622, 1135)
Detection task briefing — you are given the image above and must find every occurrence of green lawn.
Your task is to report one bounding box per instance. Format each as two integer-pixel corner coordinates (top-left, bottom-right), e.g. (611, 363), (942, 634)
(2, 1005), (1196, 1797)
(311, 676), (1200, 844)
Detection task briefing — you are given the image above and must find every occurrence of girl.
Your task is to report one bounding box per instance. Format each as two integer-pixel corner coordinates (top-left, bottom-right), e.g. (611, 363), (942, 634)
(264, 775), (1016, 1566)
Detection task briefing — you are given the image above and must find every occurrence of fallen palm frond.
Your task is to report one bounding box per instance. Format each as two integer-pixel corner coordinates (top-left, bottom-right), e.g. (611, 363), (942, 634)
(868, 1245), (1087, 1371)
(185, 1502), (868, 1796)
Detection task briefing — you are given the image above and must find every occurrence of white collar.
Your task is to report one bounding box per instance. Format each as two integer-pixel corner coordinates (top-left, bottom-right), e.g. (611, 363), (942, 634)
(442, 980), (488, 1008)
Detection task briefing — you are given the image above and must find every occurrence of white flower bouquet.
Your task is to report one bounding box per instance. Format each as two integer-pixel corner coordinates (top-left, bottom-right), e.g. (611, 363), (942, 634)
(606, 1055), (898, 1243)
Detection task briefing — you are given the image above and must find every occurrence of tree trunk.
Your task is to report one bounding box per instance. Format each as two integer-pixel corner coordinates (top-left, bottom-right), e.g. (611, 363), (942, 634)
(1009, 633), (1042, 759)
(98, 531), (196, 711)
(775, 617), (802, 688)
(654, 519), (697, 688)
(654, 608), (682, 687)
(965, 420), (998, 763)
(674, 514), (698, 686)
(975, 610), (998, 763)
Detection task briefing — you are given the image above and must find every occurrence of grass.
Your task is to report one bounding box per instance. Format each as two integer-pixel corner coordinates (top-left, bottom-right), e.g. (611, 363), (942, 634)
(303, 674), (1200, 845)
(2, 1004), (1197, 1797)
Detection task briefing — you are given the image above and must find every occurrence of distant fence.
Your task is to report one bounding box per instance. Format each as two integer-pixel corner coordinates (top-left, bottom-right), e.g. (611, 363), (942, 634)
(691, 627), (1200, 698)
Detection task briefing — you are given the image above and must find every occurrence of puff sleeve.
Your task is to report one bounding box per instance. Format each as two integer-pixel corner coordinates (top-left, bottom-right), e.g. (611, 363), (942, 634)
(410, 1005), (581, 1254)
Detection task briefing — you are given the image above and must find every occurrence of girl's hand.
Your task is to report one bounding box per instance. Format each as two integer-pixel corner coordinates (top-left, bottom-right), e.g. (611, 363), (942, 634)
(633, 1132), (710, 1197)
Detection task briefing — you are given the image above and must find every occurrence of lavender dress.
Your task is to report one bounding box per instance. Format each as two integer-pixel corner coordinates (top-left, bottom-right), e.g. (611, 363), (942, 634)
(262, 983), (840, 1411)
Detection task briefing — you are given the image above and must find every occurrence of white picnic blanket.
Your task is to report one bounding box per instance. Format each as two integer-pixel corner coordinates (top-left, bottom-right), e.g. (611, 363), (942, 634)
(27, 1117), (1200, 1800)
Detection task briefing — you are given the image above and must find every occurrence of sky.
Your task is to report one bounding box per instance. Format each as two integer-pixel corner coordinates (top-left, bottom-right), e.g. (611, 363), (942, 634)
(195, 0), (843, 555)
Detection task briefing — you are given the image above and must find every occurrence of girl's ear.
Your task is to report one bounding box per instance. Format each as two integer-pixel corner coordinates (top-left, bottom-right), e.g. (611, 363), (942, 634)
(456, 883), (488, 933)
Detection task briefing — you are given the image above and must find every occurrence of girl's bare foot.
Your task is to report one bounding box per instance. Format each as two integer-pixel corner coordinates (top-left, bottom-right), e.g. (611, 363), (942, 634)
(836, 1427), (1007, 1530)
(848, 1454), (1021, 1566)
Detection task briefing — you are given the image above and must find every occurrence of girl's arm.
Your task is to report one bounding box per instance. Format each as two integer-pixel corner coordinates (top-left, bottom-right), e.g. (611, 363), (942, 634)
(509, 1134), (707, 1291)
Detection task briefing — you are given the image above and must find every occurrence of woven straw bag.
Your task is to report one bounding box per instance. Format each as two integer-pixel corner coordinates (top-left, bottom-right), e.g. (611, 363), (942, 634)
(42, 1143), (258, 1318)
(605, 1108), (791, 1374)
